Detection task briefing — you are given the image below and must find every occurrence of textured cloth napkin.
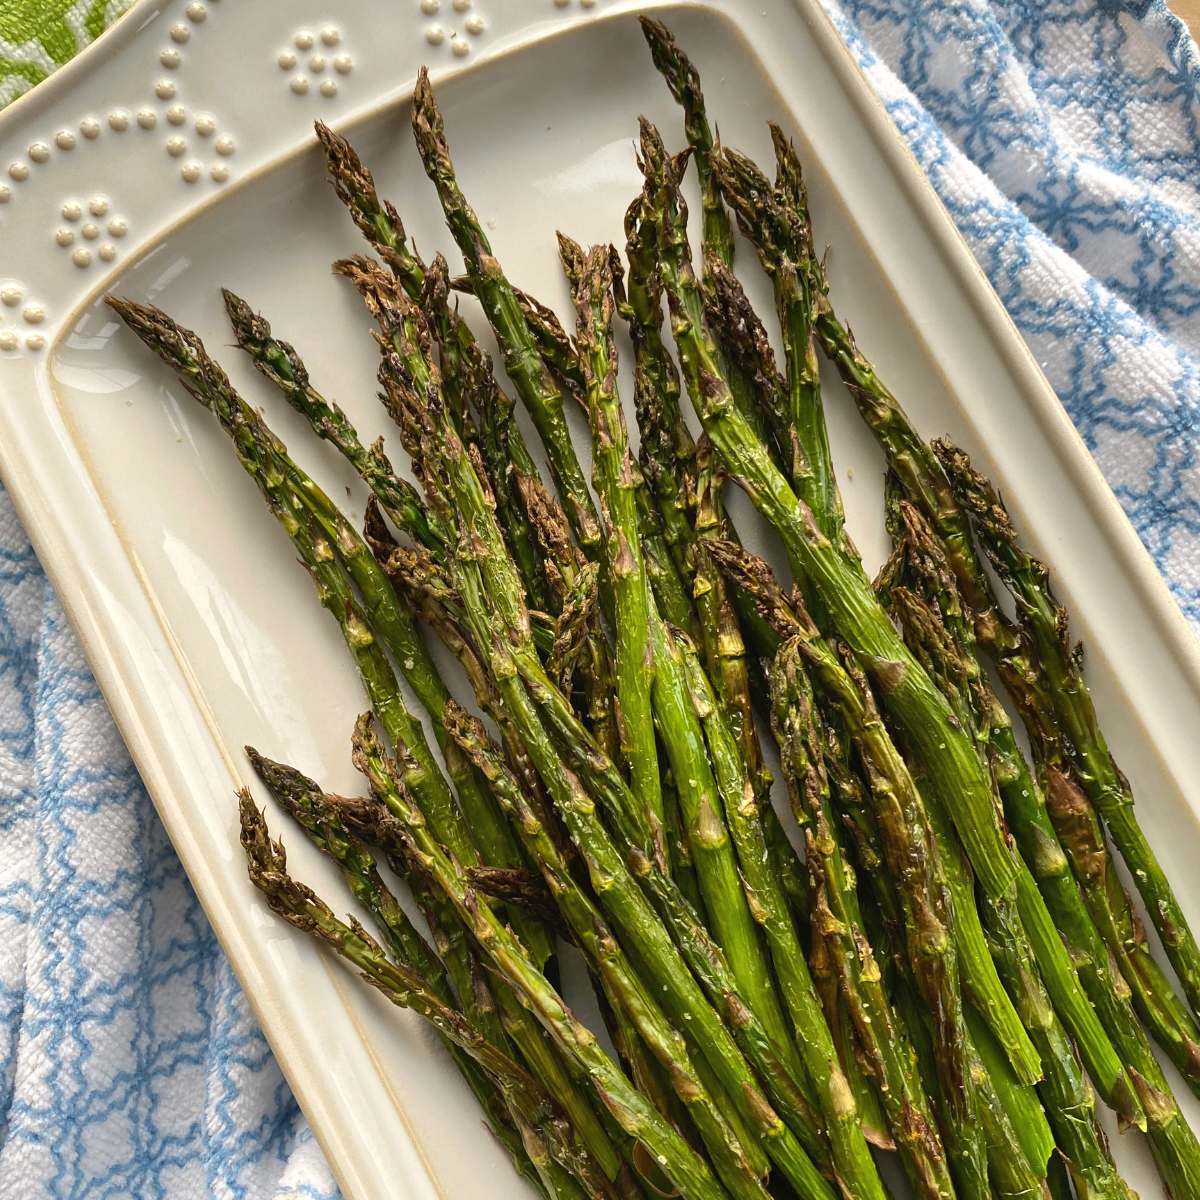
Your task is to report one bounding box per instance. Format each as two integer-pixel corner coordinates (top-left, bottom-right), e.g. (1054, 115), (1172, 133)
(4, 1), (1200, 1197)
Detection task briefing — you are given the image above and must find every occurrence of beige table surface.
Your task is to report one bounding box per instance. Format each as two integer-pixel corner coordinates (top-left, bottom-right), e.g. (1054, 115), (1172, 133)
(1175, 0), (1200, 37)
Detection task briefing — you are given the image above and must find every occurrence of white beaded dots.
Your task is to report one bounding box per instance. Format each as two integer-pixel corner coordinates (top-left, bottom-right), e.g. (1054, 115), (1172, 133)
(186, 1), (207, 21)
(55, 130), (76, 151)
(8, 162), (29, 182)
(0, 290), (47, 353)
(80, 117), (101, 140)
(181, 161), (202, 183)
(109, 109), (130, 132)
(55, 198), (129, 268)
(28, 143), (50, 164)
(423, 1), (485, 56)
(280, 27), (349, 97)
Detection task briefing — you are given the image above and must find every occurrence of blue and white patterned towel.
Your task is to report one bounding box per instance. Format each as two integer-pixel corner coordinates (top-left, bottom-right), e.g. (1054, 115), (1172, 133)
(4, 1), (1200, 1196)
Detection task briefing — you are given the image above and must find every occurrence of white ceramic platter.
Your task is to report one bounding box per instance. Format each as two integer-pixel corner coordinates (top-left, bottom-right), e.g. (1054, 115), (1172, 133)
(2, 1), (1199, 1196)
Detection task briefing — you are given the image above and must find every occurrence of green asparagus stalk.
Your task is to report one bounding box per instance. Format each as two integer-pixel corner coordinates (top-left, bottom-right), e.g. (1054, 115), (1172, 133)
(675, 630), (889, 1200)
(894, 495), (1200, 1195)
(314, 120), (550, 611)
(220, 289), (442, 553)
(886, 579), (1146, 1130)
(806, 912), (892, 1151)
(938, 439), (1200, 1025)
(409, 71), (603, 567)
(559, 237), (664, 862)
(391, 105), (801, 1083)
(337, 252), (617, 764)
(711, 144), (841, 538)
(216, 292), (559, 970)
(963, 1028), (1049, 1200)
(708, 539), (989, 1199)
(353, 715), (751, 1200)
(646, 132), (1020, 908)
(621, 162), (697, 590)
(372, 271), (837, 1196)
(700, 254), (791, 484)
(964, 1007), (1054, 1181)
(238, 793), (606, 1200)
(639, 17), (734, 268)
(441, 704), (772, 1200)
(770, 641), (955, 1200)
(779, 178), (1200, 1082)
(850, 799), (1049, 1200)
(243, 749), (553, 1193)
(105, 296), (629, 1186)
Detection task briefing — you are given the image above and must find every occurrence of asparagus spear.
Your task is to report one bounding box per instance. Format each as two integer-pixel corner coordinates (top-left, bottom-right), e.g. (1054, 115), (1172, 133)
(646, 132), (1020, 906)
(834, 753), (1051, 1200)
(238, 792), (613, 1200)
(408, 71), (603, 567)
(353, 714), (752, 1200)
(244, 750), (554, 1193)
(313, 120), (550, 611)
(371, 271), (837, 1196)
(938, 439), (1200, 1024)
(640, 17), (734, 266)
(893, 495), (1200, 1195)
(675, 630), (889, 1200)
(400, 89), (804, 1091)
(712, 142), (841, 538)
(560, 237), (663, 863)
(336, 251), (619, 765)
(770, 641), (955, 1200)
(964, 1007), (1054, 1182)
(771, 158), (1200, 1078)
(441, 705), (772, 1200)
(105, 296), (632, 1185)
(221, 289), (441, 553)
(709, 539), (989, 1199)
(621, 158), (697, 591)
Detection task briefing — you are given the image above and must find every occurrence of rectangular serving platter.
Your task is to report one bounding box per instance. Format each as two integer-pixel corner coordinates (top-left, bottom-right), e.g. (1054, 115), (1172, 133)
(2, 1), (1199, 1196)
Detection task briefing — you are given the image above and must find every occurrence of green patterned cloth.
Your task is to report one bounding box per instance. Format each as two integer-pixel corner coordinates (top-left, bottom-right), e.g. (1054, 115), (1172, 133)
(0, 0), (134, 106)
